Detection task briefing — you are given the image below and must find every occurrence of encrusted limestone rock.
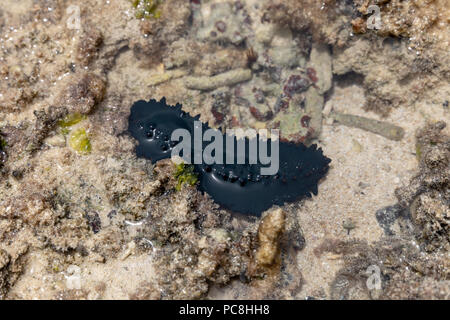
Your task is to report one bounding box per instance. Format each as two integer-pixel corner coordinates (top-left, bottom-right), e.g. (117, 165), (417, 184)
(396, 121), (449, 252)
(58, 72), (106, 115)
(256, 208), (286, 267)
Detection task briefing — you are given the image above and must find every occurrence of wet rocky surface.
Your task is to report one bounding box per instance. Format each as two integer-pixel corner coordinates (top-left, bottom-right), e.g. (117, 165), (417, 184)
(0, 0), (448, 299)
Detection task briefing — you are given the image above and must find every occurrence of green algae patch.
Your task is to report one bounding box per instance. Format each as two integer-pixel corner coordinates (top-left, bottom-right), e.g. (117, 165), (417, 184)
(130, 0), (163, 19)
(56, 113), (91, 153)
(68, 128), (92, 154)
(59, 113), (87, 135)
(174, 163), (198, 191)
(415, 144), (422, 161)
(0, 137), (6, 149)
(59, 113), (86, 128)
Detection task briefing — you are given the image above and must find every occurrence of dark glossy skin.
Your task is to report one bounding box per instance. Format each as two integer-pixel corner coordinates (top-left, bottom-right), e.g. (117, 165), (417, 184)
(128, 98), (331, 216)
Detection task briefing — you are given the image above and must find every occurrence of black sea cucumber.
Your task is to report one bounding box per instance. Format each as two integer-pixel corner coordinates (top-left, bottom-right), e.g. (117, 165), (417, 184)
(128, 98), (331, 216)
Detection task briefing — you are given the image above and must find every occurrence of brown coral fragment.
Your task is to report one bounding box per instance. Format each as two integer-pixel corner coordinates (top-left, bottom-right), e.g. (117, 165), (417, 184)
(255, 208), (286, 267)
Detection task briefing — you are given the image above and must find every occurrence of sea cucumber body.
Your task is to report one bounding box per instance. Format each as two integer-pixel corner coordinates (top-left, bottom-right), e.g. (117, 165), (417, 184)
(128, 98), (331, 216)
